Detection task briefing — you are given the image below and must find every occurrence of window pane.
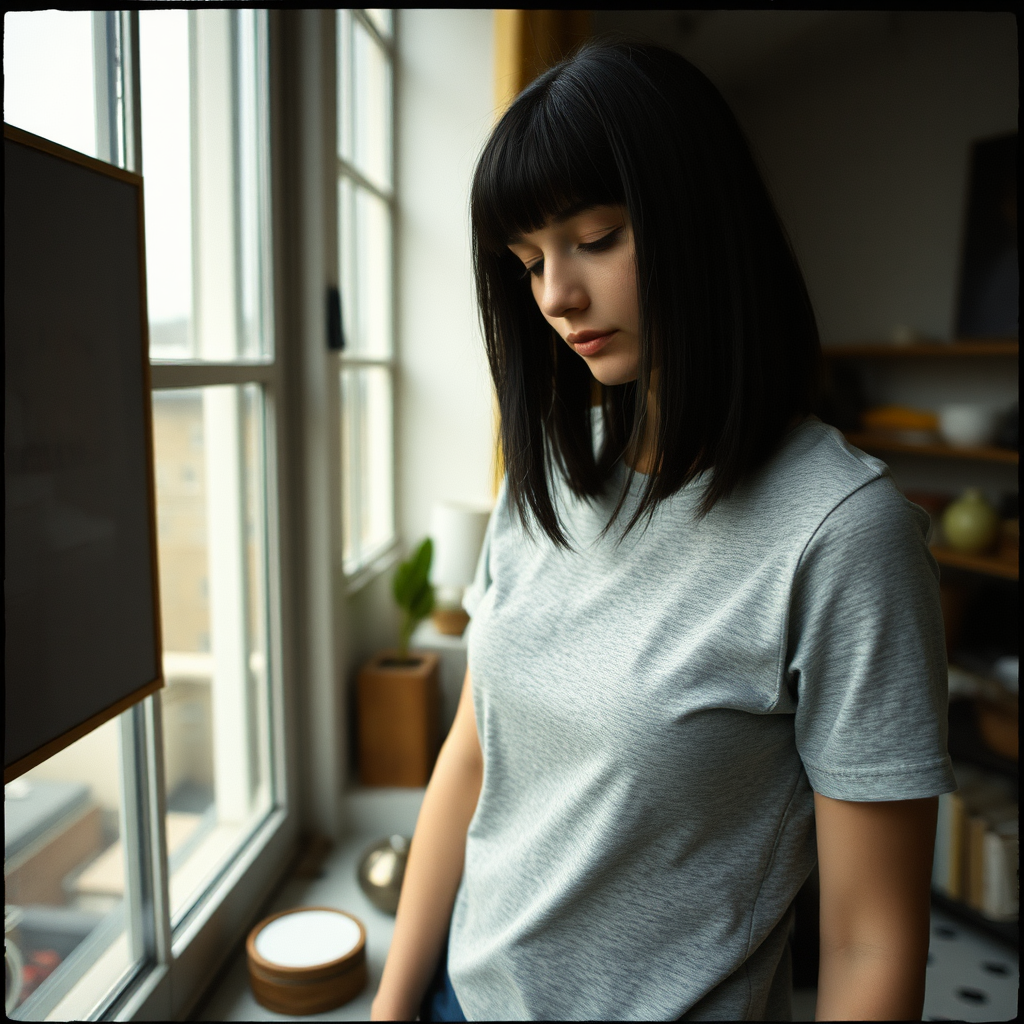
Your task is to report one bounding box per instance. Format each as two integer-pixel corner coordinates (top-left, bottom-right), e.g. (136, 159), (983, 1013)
(339, 178), (393, 358)
(362, 367), (395, 556)
(151, 386), (273, 926)
(341, 367), (395, 573)
(4, 716), (142, 1020)
(352, 17), (392, 192)
(337, 9), (353, 166)
(340, 369), (358, 570)
(236, 9), (270, 360)
(141, 10), (270, 361)
(3, 11), (98, 160)
(140, 10), (194, 359)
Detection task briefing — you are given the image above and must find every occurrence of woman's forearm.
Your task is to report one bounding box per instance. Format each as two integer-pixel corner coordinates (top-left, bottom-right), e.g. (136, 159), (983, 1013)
(815, 940), (926, 1021)
(812, 793), (936, 1022)
(371, 673), (483, 1020)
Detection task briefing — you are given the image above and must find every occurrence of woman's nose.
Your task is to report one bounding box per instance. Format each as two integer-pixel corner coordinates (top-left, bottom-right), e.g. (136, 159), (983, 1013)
(537, 262), (588, 320)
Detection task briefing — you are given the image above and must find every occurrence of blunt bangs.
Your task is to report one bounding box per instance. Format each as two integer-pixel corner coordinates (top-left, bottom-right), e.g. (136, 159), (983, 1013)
(472, 70), (626, 254)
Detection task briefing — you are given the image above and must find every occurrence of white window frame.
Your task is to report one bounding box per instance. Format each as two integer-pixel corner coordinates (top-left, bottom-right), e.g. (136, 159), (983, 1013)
(128, 10), (298, 1019)
(336, 8), (400, 589)
(0, 11), (299, 1021)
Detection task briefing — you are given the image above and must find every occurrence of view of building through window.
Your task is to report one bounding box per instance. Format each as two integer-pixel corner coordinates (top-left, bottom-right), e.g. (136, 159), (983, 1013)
(151, 385), (272, 924)
(4, 718), (140, 1019)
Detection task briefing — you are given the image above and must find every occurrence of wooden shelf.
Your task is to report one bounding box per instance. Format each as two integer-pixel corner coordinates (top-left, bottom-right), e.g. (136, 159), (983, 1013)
(938, 702), (1018, 948)
(844, 432), (1019, 464)
(931, 545), (1019, 581)
(823, 339), (1018, 358)
(948, 697), (1019, 782)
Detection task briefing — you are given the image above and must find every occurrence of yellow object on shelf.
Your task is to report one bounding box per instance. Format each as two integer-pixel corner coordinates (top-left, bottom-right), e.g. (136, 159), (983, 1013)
(861, 405), (939, 431)
(941, 488), (999, 555)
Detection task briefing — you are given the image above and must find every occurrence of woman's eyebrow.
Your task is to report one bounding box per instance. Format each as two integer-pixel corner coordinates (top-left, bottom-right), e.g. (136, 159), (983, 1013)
(507, 202), (608, 245)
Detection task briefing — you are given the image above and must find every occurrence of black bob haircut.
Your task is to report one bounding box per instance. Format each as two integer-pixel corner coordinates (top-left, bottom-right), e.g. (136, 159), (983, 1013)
(471, 37), (823, 549)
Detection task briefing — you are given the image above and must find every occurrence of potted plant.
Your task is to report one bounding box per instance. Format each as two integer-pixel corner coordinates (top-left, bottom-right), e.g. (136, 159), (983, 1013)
(357, 539), (441, 786)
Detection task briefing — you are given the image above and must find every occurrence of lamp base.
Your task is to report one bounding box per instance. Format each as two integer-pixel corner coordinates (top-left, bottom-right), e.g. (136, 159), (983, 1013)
(432, 607), (469, 636)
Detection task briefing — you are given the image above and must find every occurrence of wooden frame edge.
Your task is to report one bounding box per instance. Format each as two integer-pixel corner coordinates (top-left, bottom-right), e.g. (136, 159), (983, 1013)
(5, 679), (164, 784)
(4, 121), (143, 187)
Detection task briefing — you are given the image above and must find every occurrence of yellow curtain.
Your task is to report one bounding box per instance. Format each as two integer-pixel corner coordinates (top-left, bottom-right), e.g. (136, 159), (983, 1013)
(493, 10), (592, 117)
(490, 10), (592, 495)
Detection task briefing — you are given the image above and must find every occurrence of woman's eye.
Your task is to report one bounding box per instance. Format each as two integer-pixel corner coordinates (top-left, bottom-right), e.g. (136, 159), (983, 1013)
(579, 227), (622, 253)
(516, 227), (621, 280)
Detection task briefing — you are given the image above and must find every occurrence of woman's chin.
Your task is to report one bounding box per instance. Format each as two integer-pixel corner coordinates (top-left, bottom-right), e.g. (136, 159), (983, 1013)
(587, 361), (640, 387)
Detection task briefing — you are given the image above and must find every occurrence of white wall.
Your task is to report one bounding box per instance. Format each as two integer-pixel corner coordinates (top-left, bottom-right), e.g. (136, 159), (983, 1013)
(395, 10), (497, 551)
(594, 11), (1017, 346)
(726, 12), (1017, 346)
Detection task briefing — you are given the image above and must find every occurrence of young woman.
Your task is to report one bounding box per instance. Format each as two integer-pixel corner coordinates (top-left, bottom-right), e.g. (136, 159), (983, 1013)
(372, 38), (954, 1022)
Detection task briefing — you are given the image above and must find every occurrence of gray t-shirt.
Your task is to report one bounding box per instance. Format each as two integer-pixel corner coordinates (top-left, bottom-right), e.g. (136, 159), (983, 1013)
(451, 415), (956, 1021)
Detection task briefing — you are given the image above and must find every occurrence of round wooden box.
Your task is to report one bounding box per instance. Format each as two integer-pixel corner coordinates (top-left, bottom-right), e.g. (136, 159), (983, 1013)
(246, 906), (367, 1015)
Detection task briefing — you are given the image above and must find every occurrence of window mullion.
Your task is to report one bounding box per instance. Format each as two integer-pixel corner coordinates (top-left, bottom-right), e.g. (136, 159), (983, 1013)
(339, 355), (394, 369)
(121, 11), (143, 175)
(149, 361), (277, 389)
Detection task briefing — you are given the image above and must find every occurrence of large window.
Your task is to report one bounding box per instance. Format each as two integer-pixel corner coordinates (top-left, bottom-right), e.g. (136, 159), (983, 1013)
(4, 10), (286, 1019)
(140, 7), (276, 931)
(337, 9), (397, 578)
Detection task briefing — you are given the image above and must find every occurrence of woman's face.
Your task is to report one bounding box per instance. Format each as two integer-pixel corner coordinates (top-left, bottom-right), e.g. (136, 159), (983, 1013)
(507, 203), (640, 386)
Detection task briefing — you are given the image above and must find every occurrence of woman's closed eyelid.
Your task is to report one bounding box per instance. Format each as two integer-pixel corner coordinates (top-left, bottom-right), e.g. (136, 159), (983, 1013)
(517, 226), (623, 279)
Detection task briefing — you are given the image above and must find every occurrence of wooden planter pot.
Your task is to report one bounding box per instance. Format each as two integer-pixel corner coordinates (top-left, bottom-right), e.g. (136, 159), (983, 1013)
(358, 650), (440, 786)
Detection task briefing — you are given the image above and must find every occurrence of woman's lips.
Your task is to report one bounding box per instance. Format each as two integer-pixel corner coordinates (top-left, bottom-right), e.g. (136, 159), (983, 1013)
(568, 330), (617, 356)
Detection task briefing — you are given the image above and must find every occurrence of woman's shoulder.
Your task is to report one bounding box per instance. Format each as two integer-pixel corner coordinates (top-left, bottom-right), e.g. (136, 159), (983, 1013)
(719, 416), (930, 556)
(773, 415), (889, 492)
(767, 417), (932, 557)
(742, 416), (893, 514)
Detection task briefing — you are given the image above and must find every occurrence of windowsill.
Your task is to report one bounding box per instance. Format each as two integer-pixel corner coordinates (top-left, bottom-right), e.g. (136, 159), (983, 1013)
(191, 787), (425, 1021)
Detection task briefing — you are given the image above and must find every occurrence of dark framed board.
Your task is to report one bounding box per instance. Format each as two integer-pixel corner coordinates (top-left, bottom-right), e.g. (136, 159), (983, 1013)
(955, 132), (1018, 339)
(4, 123), (164, 781)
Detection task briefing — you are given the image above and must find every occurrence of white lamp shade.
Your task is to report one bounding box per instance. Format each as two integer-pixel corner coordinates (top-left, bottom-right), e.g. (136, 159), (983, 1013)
(430, 502), (491, 588)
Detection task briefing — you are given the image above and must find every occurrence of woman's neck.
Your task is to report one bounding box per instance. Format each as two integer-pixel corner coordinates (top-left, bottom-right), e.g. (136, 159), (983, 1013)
(626, 370), (661, 475)
(624, 369), (806, 476)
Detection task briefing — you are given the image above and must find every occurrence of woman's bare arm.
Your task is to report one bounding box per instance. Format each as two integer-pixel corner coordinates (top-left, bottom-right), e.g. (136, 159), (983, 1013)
(371, 667), (483, 1020)
(813, 792), (938, 1021)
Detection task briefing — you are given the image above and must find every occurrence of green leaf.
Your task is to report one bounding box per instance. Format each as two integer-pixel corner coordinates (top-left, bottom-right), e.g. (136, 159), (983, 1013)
(410, 581), (435, 621)
(392, 560), (413, 607)
(409, 538), (433, 589)
(392, 537), (434, 614)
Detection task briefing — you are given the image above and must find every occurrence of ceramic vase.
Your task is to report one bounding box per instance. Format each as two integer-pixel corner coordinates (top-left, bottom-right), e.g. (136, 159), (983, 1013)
(941, 488), (999, 555)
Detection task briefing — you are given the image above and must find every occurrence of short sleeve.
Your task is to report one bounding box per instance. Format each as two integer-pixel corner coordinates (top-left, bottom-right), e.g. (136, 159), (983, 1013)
(787, 476), (957, 801)
(462, 478), (504, 618)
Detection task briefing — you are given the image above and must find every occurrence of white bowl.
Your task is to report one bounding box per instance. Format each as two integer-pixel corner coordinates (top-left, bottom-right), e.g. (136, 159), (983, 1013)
(937, 404), (998, 448)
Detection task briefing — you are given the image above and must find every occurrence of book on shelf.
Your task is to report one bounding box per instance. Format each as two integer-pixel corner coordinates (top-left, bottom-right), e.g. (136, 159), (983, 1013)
(932, 761), (1018, 921)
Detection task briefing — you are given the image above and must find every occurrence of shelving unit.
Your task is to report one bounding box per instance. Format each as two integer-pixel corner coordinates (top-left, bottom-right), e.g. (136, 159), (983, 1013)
(822, 337), (1019, 590)
(822, 338), (1019, 949)
(931, 544), (1018, 582)
(823, 339), (1018, 359)
(842, 432), (1018, 465)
